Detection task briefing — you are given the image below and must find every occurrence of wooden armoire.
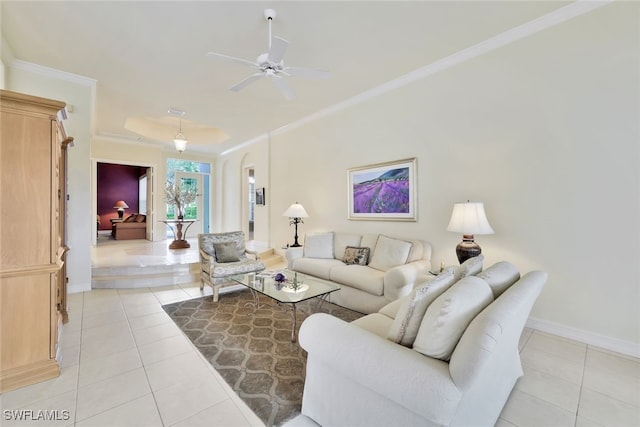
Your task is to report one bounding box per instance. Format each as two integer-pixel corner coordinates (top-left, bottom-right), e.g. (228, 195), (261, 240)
(0, 89), (73, 392)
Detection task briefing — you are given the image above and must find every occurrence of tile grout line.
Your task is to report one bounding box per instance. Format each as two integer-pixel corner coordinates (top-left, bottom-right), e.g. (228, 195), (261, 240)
(119, 287), (168, 427)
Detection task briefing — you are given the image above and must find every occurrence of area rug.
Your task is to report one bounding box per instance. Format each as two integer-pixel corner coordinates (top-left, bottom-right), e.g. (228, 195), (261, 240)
(162, 289), (363, 426)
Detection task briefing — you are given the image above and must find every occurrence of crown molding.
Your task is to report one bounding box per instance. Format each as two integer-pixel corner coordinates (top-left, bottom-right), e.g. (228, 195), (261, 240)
(271, 0), (612, 138)
(10, 59), (96, 87)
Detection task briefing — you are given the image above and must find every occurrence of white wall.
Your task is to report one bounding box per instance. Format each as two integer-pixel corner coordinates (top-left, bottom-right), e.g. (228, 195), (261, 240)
(222, 3), (639, 354)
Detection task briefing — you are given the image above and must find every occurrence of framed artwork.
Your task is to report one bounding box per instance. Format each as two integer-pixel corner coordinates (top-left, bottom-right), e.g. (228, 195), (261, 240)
(347, 157), (417, 221)
(255, 187), (265, 205)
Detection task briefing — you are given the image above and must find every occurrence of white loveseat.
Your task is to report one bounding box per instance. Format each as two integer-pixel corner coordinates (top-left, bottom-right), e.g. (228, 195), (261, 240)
(287, 257), (547, 427)
(285, 232), (432, 314)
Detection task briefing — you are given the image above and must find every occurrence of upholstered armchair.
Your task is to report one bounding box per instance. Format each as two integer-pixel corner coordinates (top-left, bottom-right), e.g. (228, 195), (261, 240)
(198, 231), (265, 302)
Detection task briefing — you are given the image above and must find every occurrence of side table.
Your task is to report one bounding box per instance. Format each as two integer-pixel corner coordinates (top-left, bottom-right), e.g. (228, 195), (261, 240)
(160, 219), (197, 249)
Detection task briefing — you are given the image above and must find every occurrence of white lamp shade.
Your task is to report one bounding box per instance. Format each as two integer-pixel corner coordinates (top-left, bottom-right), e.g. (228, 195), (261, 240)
(446, 202), (494, 235)
(283, 203), (308, 218)
(113, 200), (129, 209)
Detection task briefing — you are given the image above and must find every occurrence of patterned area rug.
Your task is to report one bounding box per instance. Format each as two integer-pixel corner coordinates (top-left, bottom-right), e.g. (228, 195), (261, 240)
(162, 289), (363, 426)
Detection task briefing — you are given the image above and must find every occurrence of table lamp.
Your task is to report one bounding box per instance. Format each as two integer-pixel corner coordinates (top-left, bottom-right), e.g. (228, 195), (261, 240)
(283, 202), (308, 247)
(446, 201), (494, 263)
(113, 200), (129, 219)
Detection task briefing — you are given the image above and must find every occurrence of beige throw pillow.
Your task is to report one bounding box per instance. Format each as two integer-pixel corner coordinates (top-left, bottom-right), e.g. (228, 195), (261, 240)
(452, 254), (484, 281)
(303, 232), (334, 259)
(413, 276), (494, 361)
(342, 246), (370, 265)
(368, 235), (413, 271)
(387, 270), (456, 347)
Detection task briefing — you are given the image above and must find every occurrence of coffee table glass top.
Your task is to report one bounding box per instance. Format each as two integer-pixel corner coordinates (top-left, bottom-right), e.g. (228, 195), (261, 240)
(230, 271), (340, 303)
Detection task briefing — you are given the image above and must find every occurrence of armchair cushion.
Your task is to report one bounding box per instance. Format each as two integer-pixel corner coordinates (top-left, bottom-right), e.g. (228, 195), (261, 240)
(213, 242), (241, 263)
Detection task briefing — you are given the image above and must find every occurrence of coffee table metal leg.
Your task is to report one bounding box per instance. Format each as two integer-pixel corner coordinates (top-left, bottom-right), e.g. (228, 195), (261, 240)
(244, 288), (262, 310)
(291, 303), (297, 342)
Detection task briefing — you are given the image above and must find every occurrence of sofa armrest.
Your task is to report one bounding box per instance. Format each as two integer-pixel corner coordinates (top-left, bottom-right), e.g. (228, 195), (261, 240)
(299, 313), (461, 424)
(383, 259), (431, 301)
(285, 247), (304, 269)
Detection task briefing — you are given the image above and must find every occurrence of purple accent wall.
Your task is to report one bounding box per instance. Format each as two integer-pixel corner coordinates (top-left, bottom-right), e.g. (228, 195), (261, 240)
(97, 163), (145, 230)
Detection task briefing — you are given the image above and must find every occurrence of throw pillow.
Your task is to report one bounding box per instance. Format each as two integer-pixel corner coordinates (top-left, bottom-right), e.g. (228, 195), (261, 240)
(123, 214), (136, 222)
(213, 242), (241, 263)
(452, 254), (484, 282)
(413, 276), (494, 361)
(342, 246), (370, 266)
(477, 261), (520, 298)
(303, 232), (334, 259)
(368, 235), (413, 272)
(135, 214), (145, 223)
(387, 269), (456, 347)
(333, 233), (363, 260)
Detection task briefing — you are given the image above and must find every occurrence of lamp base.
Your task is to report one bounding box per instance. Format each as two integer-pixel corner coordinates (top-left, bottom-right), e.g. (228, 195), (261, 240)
(455, 235), (481, 264)
(290, 243), (302, 248)
(117, 209), (124, 219)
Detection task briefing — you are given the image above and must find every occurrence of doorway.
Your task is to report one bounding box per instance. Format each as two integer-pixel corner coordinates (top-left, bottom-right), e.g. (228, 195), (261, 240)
(175, 171), (203, 238)
(247, 168), (255, 240)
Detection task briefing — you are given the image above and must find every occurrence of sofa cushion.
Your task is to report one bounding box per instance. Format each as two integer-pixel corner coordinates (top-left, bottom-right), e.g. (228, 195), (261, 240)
(213, 242), (241, 263)
(343, 246), (370, 266)
(360, 234), (380, 258)
(405, 239), (424, 262)
(369, 235), (413, 272)
(304, 232), (334, 259)
(124, 214), (136, 222)
(378, 297), (405, 319)
(334, 233), (363, 260)
(413, 276), (494, 361)
(477, 261), (520, 298)
(135, 214), (146, 223)
(387, 270), (457, 347)
(453, 254), (484, 281)
(292, 258), (345, 281)
(330, 265), (385, 296)
(351, 313), (394, 338)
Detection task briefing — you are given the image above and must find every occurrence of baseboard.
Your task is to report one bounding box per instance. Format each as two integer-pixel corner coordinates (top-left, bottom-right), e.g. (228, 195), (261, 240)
(526, 316), (640, 359)
(68, 282), (91, 293)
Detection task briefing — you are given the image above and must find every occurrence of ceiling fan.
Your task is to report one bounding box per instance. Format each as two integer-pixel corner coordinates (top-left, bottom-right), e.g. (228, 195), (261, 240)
(206, 9), (330, 100)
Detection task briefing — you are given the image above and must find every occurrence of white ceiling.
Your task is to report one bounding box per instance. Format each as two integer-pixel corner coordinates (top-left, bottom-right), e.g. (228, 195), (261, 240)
(1, 1), (570, 155)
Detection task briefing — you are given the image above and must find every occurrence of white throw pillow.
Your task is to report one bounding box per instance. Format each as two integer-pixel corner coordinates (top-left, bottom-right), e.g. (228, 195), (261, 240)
(368, 235), (413, 272)
(413, 276), (494, 361)
(452, 254), (484, 281)
(387, 270), (456, 347)
(477, 261), (520, 298)
(303, 232), (335, 259)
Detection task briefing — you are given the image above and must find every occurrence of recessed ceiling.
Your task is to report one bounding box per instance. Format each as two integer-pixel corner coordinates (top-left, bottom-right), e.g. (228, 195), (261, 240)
(1, 1), (571, 155)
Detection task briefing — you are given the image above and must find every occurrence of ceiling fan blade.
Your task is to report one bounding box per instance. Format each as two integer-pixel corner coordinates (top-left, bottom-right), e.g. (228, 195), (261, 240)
(206, 52), (258, 68)
(268, 36), (289, 64)
(270, 75), (295, 100)
(230, 73), (264, 92)
(283, 67), (331, 80)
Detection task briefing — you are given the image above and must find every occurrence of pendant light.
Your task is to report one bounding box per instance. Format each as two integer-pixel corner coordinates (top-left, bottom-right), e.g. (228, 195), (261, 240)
(173, 118), (188, 153)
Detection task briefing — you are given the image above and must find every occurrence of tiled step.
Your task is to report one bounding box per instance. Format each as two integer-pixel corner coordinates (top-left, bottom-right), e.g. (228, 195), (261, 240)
(258, 248), (285, 268)
(92, 263), (200, 289)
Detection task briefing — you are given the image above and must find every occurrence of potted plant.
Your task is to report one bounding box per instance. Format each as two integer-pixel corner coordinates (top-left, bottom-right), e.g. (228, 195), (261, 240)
(165, 182), (197, 220)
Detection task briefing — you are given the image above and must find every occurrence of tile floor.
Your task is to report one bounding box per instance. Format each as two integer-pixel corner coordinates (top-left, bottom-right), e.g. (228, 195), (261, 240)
(1, 239), (638, 427)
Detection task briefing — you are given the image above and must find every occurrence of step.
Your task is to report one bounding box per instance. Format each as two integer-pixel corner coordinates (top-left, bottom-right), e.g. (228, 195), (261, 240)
(92, 263), (200, 289)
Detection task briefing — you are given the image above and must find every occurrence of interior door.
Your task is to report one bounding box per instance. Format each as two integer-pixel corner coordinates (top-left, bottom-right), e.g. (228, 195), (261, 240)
(145, 167), (153, 240)
(175, 171), (203, 238)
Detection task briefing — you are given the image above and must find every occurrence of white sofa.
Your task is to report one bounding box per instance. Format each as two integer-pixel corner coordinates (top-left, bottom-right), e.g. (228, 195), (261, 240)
(287, 257), (547, 427)
(285, 232), (432, 314)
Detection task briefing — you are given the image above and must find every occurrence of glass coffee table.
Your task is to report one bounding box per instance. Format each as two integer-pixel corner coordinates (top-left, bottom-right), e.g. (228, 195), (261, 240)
(230, 271), (340, 342)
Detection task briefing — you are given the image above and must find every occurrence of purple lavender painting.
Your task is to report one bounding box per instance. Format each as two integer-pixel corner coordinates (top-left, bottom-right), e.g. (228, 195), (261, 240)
(348, 158), (417, 221)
